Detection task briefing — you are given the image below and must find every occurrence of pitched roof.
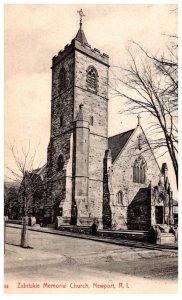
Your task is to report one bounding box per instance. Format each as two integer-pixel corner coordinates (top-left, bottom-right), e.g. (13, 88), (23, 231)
(108, 129), (135, 162)
(75, 28), (88, 45)
(129, 188), (149, 205)
(30, 164), (47, 180)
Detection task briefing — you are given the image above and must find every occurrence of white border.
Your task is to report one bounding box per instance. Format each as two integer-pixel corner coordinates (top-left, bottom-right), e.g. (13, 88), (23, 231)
(1, 1), (181, 300)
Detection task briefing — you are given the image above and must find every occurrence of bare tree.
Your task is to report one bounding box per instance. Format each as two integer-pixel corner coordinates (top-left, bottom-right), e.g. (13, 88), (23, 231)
(5, 141), (43, 248)
(111, 36), (178, 187)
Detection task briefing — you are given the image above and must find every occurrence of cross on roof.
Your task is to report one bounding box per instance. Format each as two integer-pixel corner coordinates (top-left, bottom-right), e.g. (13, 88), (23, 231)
(77, 9), (85, 28)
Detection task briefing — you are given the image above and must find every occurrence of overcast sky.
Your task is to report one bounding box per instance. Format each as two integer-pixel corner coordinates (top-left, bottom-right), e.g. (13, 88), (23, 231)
(4, 4), (178, 196)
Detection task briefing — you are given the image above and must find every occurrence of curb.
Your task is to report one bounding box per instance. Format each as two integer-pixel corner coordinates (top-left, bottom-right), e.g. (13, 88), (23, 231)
(6, 224), (178, 251)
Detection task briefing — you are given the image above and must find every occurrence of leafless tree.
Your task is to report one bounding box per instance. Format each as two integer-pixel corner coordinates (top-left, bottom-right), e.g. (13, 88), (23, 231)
(5, 141), (43, 248)
(110, 36), (178, 187)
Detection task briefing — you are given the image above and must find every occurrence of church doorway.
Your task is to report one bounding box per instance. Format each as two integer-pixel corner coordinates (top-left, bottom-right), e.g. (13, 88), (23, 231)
(155, 206), (163, 224)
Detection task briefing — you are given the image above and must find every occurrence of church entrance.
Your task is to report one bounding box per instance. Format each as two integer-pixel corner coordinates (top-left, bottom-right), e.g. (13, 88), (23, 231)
(155, 206), (163, 224)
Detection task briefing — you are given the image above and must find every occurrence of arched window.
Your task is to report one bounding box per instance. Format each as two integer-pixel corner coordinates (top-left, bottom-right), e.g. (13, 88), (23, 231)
(87, 66), (98, 92)
(117, 190), (124, 205)
(133, 156), (146, 184)
(58, 68), (67, 92)
(57, 154), (64, 171)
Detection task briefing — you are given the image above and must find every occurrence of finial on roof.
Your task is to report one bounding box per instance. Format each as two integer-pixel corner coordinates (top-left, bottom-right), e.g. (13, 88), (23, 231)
(137, 114), (141, 126)
(77, 9), (85, 30)
(75, 9), (88, 45)
(148, 180), (152, 189)
(158, 173), (162, 186)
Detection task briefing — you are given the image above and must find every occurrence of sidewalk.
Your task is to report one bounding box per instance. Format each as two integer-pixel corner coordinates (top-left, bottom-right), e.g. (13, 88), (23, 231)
(6, 223), (178, 251)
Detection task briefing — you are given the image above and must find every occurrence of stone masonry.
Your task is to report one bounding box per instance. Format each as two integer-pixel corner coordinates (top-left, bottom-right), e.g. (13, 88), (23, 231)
(45, 23), (109, 229)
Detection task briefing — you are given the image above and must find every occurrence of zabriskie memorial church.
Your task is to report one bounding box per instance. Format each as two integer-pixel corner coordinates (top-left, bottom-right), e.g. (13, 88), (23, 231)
(21, 11), (178, 232)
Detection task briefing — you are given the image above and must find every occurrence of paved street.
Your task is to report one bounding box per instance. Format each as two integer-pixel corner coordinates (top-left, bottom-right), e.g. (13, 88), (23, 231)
(4, 227), (178, 293)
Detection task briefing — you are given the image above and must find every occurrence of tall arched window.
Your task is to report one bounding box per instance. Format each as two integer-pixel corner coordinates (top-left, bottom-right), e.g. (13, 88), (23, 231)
(57, 154), (64, 171)
(117, 190), (124, 205)
(58, 68), (67, 92)
(87, 66), (98, 93)
(133, 156), (146, 184)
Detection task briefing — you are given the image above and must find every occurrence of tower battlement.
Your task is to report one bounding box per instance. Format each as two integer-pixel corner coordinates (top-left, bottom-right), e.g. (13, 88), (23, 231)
(52, 38), (109, 68)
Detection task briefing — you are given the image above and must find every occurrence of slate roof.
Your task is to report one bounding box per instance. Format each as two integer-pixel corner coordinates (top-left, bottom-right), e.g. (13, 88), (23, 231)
(108, 128), (135, 162)
(129, 188), (149, 206)
(130, 188), (178, 206)
(75, 28), (88, 45)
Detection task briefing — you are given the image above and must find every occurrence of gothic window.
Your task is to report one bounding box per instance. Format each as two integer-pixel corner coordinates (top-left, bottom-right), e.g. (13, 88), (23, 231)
(58, 68), (67, 92)
(57, 154), (64, 171)
(133, 156), (146, 184)
(87, 66), (98, 93)
(117, 190), (124, 205)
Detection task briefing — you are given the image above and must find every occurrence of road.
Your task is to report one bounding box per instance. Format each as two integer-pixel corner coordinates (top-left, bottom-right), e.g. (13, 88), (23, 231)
(4, 227), (178, 293)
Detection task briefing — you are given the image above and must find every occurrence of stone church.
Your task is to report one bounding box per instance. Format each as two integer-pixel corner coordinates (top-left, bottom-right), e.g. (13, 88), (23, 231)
(41, 12), (177, 231)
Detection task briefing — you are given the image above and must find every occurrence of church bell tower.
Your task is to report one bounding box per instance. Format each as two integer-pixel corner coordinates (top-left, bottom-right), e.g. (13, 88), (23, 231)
(45, 10), (109, 228)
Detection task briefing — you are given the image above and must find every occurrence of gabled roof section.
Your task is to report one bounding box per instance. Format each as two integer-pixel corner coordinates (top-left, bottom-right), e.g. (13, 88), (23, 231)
(30, 164), (47, 180)
(129, 188), (149, 206)
(75, 28), (88, 45)
(108, 129), (135, 162)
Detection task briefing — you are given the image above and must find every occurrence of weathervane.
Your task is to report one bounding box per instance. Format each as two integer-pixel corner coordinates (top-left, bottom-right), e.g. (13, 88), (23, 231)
(77, 9), (85, 29)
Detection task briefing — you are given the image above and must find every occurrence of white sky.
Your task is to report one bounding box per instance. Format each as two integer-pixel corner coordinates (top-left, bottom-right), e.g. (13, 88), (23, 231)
(4, 4), (178, 196)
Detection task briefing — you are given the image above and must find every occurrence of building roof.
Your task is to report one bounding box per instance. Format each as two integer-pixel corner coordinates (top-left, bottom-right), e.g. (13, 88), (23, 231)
(108, 129), (135, 162)
(75, 28), (88, 45)
(29, 164), (47, 180)
(130, 188), (178, 206)
(129, 188), (149, 206)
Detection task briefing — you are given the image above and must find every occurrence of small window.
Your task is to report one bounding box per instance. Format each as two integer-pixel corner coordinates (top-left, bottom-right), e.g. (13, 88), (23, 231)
(90, 116), (94, 126)
(59, 68), (67, 92)
(117, 190), (124, 205)
(60, 115), (63, 127)
(87, 66), (98, 93)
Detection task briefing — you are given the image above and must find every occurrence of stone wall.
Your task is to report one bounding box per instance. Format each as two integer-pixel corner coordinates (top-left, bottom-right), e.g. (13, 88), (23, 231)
(74, 50), (108, 137)
(109, 125), (160, 229)
(73, 120), (90, 225)
(45, 51), (75, 223)
(45, 41), (109, 227)
(73, 49), (109, 228)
